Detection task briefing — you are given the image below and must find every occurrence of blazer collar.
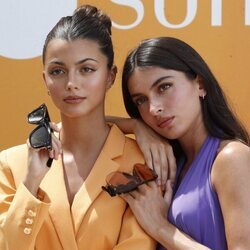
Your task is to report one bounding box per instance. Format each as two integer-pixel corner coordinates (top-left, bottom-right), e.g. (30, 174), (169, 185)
(40, 124), (125, 245)
(40, 155), (77, 249)
(72, 124), (125, 234)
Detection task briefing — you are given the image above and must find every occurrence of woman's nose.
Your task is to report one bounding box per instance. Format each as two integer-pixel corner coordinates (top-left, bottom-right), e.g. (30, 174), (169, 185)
(66, 81), (78, 90)
(66, 73), (79, 90)
(149, 102), (163, 116)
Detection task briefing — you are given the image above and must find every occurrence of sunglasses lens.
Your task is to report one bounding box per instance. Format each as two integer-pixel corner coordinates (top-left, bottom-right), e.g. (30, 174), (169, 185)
(106, 172), (134, 186)
(133, 163), (157, 181)
(105, 172), (138, 195)
(103, 164), (158, 197)
(28, 105), (46, 124)
(29, 125), (51, 149)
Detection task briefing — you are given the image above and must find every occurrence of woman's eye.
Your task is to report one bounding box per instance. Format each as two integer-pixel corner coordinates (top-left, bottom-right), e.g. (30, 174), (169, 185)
(134, 96), (147, 106)
(159, 83), (171, 92)
(49, 69), (64, 75)
(81, 67), (95, 73)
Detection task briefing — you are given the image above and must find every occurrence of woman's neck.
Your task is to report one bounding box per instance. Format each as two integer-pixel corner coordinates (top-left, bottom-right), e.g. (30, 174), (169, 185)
(59, 114), (110, 153)
(178, 123), (208, 163)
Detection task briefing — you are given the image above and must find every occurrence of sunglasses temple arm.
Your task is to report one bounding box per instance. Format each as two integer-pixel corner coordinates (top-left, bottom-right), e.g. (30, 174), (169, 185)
(46, 157), (53, 168)
(46, 123), (54, 168)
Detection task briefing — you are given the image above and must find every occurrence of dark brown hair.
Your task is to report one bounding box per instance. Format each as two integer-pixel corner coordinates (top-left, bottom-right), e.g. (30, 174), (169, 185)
(42, 5), (114, 68)
(122, 37), (249, 145)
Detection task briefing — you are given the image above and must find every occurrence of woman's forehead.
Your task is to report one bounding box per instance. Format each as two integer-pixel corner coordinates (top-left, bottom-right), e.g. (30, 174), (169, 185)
(44, 39), (106, 64)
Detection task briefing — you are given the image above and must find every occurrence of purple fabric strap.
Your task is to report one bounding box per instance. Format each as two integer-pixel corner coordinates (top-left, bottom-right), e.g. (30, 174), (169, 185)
(158, 136), (227, 250)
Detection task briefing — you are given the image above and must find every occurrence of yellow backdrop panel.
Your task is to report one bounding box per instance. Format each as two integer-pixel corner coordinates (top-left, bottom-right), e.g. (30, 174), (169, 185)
(0, 0), (249, 150)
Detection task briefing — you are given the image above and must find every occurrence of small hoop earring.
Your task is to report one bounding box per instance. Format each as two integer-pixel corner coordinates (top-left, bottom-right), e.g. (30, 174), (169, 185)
(47, 91), (50, 96)
(200, 94), (205, 100)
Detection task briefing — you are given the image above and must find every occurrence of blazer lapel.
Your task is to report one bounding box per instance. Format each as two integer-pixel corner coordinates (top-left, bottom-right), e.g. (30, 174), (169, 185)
(40, 156), (78, 250)
(71, 124), (125, 235)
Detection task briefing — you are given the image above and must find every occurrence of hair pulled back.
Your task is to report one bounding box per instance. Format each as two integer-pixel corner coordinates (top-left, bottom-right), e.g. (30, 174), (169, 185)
(42, 5), (114, 68)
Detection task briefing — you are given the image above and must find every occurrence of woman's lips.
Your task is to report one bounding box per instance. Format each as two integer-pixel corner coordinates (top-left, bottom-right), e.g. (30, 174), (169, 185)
(63, 96), (86, 103)
(157, 117), (174, 128)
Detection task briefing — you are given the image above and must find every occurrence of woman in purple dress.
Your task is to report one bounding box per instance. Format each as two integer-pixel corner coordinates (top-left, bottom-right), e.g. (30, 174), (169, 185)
(109, 37), (250, 249)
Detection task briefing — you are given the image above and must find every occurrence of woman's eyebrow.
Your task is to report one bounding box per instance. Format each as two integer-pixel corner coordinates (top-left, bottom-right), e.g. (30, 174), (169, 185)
(47, 58), (98, 66)
(130, 75), (174, 98)
(75, 58), (98, 65)
(150, 75), (173, 90)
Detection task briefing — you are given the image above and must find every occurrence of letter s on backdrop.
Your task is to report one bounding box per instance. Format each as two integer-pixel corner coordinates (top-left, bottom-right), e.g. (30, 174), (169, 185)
(111, 0), (144, 29)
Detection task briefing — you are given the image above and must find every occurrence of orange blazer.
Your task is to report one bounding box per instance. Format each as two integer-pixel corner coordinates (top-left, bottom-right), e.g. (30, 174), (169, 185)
(0, 125), (156, 250)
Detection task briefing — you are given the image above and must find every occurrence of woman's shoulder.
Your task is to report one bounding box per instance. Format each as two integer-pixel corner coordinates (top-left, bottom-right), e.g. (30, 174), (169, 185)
(216, 139), (250, 162)
(124, 136), (144, 158)
(0, 144), (28, 168)
(1, 144), (27, 156)
(0, 144), (28, 186)
(212, 139), (250, 188)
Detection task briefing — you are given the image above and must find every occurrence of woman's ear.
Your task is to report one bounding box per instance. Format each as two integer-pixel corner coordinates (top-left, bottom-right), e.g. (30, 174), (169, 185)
(106, 65), (117, 90)
(196, 75), (207, 98)
(42, 71), (48, 88)
(43, 71), (50, 96)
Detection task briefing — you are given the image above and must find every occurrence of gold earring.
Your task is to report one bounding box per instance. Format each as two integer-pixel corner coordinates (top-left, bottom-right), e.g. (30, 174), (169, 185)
(47, 90), (50, 96)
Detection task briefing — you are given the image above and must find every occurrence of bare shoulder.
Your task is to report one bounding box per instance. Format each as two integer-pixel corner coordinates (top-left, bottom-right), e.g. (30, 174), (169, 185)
(212, 140), (250, 191)
(216, 140), (250, 164)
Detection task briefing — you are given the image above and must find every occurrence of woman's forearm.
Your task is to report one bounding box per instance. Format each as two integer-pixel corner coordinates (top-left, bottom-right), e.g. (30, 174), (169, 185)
(154, 221), (211, 250)
(106, 116), (136, 134)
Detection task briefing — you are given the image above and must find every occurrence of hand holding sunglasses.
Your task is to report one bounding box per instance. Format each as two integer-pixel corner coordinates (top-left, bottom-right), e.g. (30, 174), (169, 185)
(102, 163), (158, 197)
(27, 103), (53, 167)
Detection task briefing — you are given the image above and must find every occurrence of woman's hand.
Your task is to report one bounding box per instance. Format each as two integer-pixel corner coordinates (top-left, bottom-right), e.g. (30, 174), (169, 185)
(122, 182), (212, 249)
(134, 120), (176, 188)
(23, 122), (62, 196)
(105, 116), (177, 188)
(121, 180), (173, 237)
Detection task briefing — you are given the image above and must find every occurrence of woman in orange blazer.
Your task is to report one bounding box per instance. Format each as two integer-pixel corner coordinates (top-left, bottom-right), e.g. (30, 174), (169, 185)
(0, 5), (156, 250)
(0, 124), (155, 250)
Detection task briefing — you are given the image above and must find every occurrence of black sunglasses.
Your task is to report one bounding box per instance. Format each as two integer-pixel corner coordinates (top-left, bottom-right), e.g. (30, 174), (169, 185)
(102, 163), (158, 197)
(27, 103), (53, 167)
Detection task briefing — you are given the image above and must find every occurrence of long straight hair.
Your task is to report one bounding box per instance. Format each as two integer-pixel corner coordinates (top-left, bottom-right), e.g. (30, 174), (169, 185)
(122, 37), (249, 146)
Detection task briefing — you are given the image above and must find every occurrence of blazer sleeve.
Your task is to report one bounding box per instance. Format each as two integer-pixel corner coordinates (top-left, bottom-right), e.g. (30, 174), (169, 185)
(114, 206), (156, 250)
(0, 149), (50, 250)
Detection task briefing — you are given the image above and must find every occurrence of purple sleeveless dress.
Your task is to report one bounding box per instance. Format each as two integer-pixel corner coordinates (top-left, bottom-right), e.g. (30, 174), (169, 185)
(158, 136), (227, 250)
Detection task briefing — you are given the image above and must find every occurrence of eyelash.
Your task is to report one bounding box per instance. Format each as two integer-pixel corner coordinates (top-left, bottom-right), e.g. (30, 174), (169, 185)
(159, 83), (171, 92)
(49, 68), (64, 75)
(48, 67), (96, 76)
(80, 67), (96, 73)
(134, 96), (147, 106)
(133, 83), (172, 106)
